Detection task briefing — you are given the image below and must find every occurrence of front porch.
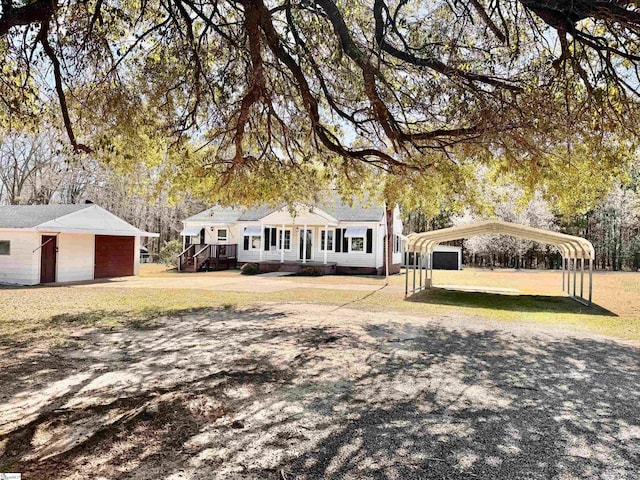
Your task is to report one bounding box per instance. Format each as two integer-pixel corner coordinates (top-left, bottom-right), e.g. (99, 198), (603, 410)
(257, 260), (337, 275)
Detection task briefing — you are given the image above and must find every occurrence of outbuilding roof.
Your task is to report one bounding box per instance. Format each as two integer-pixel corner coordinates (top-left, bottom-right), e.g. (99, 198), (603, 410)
(406, 219), (594, 259)
(0, 204), (158, 237)
(0, 204), (92, 228)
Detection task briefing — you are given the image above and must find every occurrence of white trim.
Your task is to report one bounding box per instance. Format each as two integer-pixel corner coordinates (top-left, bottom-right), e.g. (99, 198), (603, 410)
(181, 226), (203, 236)
(244, 225), (262, 236)
(249, 235), (262, 251)
(278, 228), (292, 252)
(348, 235), (366, 253)
(344, 226), (368, 237)
(216, 228), (228, 243)
(319, 228), (335, 252)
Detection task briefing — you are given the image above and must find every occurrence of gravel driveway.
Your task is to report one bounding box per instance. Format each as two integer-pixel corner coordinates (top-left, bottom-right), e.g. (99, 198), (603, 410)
(1, 303), (638, 479)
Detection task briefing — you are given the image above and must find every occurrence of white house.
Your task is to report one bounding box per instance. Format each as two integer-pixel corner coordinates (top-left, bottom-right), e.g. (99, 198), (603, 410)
(180, 196), (404, 275)
(0, 204), (158, 285)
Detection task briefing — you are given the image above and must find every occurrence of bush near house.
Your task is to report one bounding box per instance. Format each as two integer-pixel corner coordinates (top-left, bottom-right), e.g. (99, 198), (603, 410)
(241, 263), (261, 275)
(158, 240), (182, 268)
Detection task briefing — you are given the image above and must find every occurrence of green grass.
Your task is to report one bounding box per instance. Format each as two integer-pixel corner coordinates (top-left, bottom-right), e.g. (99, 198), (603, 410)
(1, 275), (638, 347)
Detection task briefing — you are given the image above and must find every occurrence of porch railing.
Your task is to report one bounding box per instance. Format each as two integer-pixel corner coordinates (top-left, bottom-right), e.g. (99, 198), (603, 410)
(177, 244), (196, 271)
(178, 244), (238, 272)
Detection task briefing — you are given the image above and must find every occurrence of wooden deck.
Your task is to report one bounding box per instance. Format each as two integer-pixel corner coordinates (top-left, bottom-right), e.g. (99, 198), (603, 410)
(178, 244), (238, 272)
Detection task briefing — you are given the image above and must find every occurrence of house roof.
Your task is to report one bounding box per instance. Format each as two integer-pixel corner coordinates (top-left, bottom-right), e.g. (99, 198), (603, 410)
(0, 204), (158, 237)
(185, 194), (385, 223)
(0, 204), (92, 228)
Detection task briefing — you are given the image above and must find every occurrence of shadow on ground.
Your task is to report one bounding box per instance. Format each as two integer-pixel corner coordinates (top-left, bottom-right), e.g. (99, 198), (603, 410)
(406, 288), (616, 316)
(0, 304), (637, 479)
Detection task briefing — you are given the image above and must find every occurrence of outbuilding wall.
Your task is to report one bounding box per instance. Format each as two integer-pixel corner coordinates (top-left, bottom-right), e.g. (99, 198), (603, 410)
(0, 230), (142, 285)
(0, 230), (40, 285)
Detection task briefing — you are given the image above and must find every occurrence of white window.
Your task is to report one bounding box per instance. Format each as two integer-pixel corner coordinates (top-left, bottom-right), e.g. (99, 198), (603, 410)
(250, 235), (261, 250)
(320, 229), (334, 251)
(0, 240), (9, 255)
(279, 229), (292, 251)
(217, 229), (228, 243)
(243, 226), (263, 251)
(350, 237), (365, 252)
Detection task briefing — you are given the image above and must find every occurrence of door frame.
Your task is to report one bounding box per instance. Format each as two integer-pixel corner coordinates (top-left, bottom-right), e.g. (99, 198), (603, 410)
(298, 228), (314, 261)
(40, 235), (58, 283)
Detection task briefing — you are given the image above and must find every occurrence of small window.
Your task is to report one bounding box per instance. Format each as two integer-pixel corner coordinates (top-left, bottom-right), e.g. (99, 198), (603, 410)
(0, 240), (9, 255)
(350, 237), (364, 252)
(279, 229), (291, 251)
(250, 235), (261, 250)
(217, 229), (228, 243)
(320, 229), (334, 251)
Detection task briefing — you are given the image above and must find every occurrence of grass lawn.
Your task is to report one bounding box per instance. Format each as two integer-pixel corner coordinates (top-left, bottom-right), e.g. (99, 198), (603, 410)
(1, 266), (638, 346)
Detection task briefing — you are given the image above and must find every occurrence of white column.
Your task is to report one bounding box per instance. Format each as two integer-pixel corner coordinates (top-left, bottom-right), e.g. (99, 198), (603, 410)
(323, 224), (328, 264)
(303, 224), (307, 263)
(281, 224), (285, 263)
(259, 225), (264, 261)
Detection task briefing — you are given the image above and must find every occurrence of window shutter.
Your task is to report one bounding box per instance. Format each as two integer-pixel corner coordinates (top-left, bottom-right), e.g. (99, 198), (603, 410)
(366, 228), (373, 253)
(243, 236), (249, 250)
(264, 228), (270, 251)
(342, 229), (348, 252)
(271, 228), (277, 246)
(335, 229), (342, 253)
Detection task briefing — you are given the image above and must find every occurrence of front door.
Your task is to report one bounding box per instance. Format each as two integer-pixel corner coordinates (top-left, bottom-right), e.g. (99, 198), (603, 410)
(299, 229), (313, 261)
(40, 235), (57, 283)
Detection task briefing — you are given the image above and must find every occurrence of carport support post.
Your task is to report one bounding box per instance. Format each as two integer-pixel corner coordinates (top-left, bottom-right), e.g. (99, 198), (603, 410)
(412, 251), (417, 293)
(429, 252), (433, 288)
(580, 258), (584, 299)
(419, 253), (423, 290)
(404, 251), (408, 296)
(561, 256), (565, 291)
(589, 258), (593, 305)
(573, 258), (577, 296)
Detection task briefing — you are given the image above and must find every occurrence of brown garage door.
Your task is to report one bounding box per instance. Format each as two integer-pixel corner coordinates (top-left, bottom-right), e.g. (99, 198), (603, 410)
(95, 235), (135, 279)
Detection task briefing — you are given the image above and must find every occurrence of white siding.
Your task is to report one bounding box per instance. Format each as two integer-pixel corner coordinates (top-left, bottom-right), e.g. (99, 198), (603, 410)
(0, 230), (40, 285)
(54, 233), (95, 283)
(237, 223), (381, 268)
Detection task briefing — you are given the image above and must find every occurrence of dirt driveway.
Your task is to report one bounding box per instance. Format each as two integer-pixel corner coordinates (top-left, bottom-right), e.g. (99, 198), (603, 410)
(1, 303), (638, 479)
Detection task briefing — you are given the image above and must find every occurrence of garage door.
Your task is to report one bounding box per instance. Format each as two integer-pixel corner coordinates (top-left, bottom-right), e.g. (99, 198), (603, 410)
(95, 235), (135, 279)
(433, 251), (459, 270)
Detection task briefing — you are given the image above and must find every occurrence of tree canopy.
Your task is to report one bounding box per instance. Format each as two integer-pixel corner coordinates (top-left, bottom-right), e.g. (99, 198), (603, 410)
(1, 0), (640, 206)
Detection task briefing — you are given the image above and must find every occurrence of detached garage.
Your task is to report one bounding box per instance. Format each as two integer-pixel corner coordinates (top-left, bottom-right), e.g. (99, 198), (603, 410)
(0, 204), (158, 285)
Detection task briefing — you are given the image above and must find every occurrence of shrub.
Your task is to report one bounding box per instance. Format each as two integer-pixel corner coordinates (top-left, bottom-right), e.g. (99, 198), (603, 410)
(241, 262), (261, 275)
(158, 239), (183, 268)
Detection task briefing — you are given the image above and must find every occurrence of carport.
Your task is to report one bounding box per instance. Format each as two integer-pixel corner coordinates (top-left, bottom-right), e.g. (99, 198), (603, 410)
(405, 220), (595, 305)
